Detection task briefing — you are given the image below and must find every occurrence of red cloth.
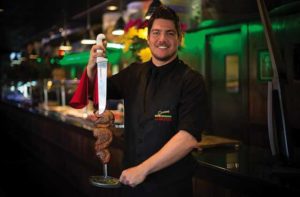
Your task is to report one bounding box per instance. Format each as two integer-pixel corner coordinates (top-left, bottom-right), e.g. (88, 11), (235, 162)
(69, 68), (98, 109)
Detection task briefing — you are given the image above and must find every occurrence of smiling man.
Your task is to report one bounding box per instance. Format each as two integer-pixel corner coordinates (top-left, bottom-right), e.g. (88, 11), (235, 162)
(70, 5), (207, 197)
(147, 18), (180, 65)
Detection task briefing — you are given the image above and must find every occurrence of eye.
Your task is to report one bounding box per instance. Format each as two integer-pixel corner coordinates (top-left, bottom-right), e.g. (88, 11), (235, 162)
(151, 30), (160, 36)
(167, 31), (176, 36)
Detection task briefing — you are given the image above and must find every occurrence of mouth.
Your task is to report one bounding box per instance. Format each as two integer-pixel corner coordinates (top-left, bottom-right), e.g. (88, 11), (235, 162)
(157, 45), (168, 49)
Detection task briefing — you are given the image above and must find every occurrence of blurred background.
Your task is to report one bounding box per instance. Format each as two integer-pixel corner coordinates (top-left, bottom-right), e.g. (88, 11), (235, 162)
(0, 0), (294, 80)
(1, 0), (300, 147)
(1, 0), (300, 196)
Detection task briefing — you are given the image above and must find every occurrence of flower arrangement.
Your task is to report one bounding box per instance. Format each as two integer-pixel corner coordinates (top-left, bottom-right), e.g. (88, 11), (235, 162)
(118, 19), (151, 63)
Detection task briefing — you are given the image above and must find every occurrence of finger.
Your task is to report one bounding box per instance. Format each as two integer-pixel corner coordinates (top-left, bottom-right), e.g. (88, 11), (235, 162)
(125, 180), (130, 186)
(90, 46), (102, 59)
(103, 40), (108, 47)
(119, 173), (130, 185)
(93, 44), (106, 52)
(95, 44), (106, 54)
(96, 51), (103, 56)
(130, 184), (136, 188)
(91, 48), (105, 59)
(90, 45), (102, 55)
(119, 174), (125, 184)
(93, 51), (105, 59)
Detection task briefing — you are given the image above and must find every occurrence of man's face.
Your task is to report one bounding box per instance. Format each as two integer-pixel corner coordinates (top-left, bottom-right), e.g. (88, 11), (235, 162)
(147, 19), (181, 66)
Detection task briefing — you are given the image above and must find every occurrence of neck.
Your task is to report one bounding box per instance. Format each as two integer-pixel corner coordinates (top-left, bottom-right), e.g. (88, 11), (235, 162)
(152, 54), (177, 67)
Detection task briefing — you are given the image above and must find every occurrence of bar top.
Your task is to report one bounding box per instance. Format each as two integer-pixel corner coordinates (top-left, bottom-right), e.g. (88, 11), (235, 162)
(192, 142), (300, 195)
(2, 100), (300, 195)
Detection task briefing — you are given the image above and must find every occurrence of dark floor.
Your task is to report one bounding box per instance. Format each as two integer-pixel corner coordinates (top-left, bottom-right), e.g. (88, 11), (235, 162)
(0, 126), (80, 197)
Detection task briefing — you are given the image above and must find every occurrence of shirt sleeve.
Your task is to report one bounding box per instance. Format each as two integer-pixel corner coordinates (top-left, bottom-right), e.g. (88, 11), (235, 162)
(177, 70), (208, 141)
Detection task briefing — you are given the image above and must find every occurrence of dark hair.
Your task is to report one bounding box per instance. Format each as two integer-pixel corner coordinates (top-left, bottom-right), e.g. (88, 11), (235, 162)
(147, 5), (181, 36)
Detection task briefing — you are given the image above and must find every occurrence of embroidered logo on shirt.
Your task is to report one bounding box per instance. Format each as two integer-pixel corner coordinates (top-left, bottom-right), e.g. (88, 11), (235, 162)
(154, 110), (172, 122)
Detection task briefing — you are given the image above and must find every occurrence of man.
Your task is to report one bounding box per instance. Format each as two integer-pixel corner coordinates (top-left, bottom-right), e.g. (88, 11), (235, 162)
(70, 5), (207, 197)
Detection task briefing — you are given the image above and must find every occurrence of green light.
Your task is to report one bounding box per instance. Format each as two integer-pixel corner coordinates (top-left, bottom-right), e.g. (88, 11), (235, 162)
(107, 48), (122, 65)
(50, 58), (56, 64)
(59, 51), (90, 66)
(36, 57), (42, 63)
(70, 67), (76, 79)
(249, 21), (285, 34)
(59, 48), (122, 67)
(272, 21), (284, 31)
(249, 23), (263, 34)
(183, 31), (205, 49)
(178, 31), (204, 71)
(198, 20), (218, 28)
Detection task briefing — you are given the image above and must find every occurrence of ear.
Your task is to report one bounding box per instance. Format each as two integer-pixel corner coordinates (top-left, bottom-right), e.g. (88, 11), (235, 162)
(178, 33), (183, 47)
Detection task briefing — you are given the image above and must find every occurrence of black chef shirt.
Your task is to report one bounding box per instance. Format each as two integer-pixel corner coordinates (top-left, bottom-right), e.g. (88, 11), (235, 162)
(107, 57), (207, 194)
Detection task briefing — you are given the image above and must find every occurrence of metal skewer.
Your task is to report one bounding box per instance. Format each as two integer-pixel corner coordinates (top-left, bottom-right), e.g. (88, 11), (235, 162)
(103, 163), (108, 178)
(89, 34), (120, 189)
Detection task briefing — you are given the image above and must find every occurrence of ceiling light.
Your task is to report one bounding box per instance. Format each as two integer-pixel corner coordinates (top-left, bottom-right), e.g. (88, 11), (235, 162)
(107, 5), (118, 11)
(59, 40), (72, 51)
(81, 39), (96, 45)
(81, 0), (96, 45)
(81, 28), (96, 45)
(112, 17), (125, 36)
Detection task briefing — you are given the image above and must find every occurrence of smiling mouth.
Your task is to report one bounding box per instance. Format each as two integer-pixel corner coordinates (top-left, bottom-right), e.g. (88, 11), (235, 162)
(158, 46), (168, 49)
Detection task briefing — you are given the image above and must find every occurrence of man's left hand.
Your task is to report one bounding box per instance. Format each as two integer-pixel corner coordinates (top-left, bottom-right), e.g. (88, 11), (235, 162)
(119, 165), (147, 187)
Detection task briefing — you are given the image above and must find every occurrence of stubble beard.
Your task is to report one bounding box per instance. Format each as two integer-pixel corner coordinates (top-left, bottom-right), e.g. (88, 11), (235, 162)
(152, 50), (177, 63)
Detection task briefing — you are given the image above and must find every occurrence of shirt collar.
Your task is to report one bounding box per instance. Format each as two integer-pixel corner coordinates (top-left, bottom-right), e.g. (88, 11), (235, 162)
(148, 57), (179, 76)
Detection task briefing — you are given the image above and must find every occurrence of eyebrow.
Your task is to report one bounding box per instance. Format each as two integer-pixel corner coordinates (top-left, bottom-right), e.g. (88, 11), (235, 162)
(151, 29), (176, 33)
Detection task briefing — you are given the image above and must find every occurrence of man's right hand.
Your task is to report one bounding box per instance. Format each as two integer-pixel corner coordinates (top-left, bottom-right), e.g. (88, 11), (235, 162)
(86, 40), (107, 79)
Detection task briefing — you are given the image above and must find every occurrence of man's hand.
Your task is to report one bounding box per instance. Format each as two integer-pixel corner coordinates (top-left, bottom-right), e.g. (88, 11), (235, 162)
(119, 165), (148, 187)
(86, 40), (107, 81)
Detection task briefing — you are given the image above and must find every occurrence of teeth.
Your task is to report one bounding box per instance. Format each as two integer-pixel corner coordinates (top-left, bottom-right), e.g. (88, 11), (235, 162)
(158, 46), (167, 49)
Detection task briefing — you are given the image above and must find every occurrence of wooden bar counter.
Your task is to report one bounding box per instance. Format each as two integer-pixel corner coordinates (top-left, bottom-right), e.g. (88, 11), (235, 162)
(0, 101), (123, 196)
(1, 101), (299, 197)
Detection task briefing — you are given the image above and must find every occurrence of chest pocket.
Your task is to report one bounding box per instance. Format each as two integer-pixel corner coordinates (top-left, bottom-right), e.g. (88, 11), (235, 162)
(150, 78), (181, 136)
(153, 104), (178, 137)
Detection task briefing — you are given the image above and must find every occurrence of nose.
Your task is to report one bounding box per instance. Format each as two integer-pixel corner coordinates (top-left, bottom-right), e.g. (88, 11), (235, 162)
(157, 32), (167, 42)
